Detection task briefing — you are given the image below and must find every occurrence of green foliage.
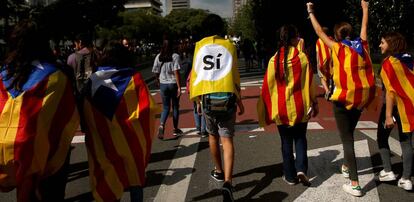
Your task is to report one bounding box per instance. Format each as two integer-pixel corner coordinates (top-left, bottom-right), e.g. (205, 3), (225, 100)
(229, 3), (255, 40)
(165, 9), (209, 40)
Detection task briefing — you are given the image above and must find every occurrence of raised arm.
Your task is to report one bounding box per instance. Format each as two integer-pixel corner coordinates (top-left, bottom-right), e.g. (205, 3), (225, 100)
(306, 2), (335, 49)
(360, 0), (369, 41)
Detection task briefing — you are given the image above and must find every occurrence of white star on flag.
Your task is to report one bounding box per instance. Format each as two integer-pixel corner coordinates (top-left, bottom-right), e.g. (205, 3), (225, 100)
(32, 60), (44, 70)
(90, 69), (119, 96)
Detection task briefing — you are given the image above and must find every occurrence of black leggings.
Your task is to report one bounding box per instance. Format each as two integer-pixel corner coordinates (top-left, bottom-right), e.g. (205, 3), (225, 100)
(377, 105), (413, 179)
(333, 102), (362, 181)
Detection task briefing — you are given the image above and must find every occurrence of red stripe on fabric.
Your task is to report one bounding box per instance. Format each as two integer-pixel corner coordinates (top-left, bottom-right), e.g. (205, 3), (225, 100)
(115, 96), (146, 184)
(364, 51), (376, 107)
(324, 43), (332, 75)
(383, 60), (414, 129)
(0, 81), (8, 113)
(47, 80), (76, 158)
(316, 40), (324, 69)
(14, 79), (48, 183)
(132, 73), (152, 170)
(261, 66), (273, 125)
(350, 51), (363, 107)
(276, 48), (289, 124)
(84, 116), (117, 201)
(291, 49), (304, 124)
(337, 45), (348, 102)
(92, 108), (129, 187)
(401, 62), (414, 88)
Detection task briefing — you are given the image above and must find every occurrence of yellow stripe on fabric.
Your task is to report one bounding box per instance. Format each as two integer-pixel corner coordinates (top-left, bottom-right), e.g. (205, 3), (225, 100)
(266, 56), (280, 125)
(396, 98), (411, 133)
(33, 72), (66, 175)
(83, 101), (124, 200)
(330, 43), (342, 102)
(86, 151), (103, 202)
(0, 95), (22, 166)
(44, 110), (79, 174)
(285, 48), (297, 125)
(299, 53), (312, 123)
(357, 55), (369, 109)
(344, 48), (355, 108)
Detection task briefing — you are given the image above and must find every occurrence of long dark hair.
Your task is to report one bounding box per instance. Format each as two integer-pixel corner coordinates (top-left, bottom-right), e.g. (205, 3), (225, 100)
(381, 32), (407, 55)
(159, 39), (173, 63)
(334, 22), (352, 41)
(275, 25), (298, 80)
(3, 19), (54, 90)
(99, 41), (134, 68)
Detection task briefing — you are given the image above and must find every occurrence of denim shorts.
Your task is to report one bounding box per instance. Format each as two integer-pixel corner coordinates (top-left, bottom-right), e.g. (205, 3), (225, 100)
(203, 109), (236, 138)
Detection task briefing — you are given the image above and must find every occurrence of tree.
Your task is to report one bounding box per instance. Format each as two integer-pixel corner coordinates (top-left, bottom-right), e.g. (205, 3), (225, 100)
(0, 0), (29, 37)
(229, 3), (255, 41)
(165, 8), (209, 40)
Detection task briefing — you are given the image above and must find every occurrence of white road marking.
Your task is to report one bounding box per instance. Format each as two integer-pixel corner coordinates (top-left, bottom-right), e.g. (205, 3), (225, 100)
(154, 135), (201, 202)
(360, 129), (402, 156)
(308, 122), (324, 129)
(71, 135), (85, 144)
(235, 124), (264, 132)
(356, 121), (378, 129)
(294, 140), (379, 201)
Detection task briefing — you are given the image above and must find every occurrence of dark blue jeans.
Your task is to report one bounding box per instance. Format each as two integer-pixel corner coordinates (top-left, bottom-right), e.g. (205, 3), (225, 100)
(160, 83), (180, 128)
(277, 122), (308, 182)
(193, 102), (206, 133)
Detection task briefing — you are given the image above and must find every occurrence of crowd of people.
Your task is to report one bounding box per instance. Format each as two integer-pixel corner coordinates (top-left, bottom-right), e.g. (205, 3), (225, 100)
(0, 1), (413, 202)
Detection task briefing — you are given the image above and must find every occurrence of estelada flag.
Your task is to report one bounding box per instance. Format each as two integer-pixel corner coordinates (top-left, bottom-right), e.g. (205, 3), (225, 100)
(330, 38), (376, 110)
(380, 54), (414, 133)
(316, 38), (333, 80)
(0, 61), (79, 192)
(258, 47), (315, 126)
(83, 67), (159, 202)
(190, 35), (240, 100)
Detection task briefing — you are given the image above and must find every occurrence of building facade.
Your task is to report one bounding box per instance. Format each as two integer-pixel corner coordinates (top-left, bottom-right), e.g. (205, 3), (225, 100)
(165, 0), (190, 15)
(125, 0), (163, 15)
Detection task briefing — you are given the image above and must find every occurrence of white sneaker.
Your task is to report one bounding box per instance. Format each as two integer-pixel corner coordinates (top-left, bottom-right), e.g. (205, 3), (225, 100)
(398, 178), (413, 191)
(342, 183), (363, 197)
(341, 165), (349, 178)
(378, 170), (397, 182)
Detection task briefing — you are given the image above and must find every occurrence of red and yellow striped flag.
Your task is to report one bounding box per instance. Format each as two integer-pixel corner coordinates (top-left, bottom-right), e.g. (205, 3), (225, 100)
(316, 38), (332, 80)
(297, 38), (305, 52)
(330, 40), (376, 110)
(83, 67), (159, 202)
(258, 47), (315, 126)
(380, 55), (414, 133)
(0, 62), (79, 194)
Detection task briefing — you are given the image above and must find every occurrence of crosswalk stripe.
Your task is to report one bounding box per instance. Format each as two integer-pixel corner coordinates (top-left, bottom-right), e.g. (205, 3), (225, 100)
(294, 140), (379, 201)
(154, 135), (201, 202)
(360, 129), (402, 156)
(356, 121), (378, 129)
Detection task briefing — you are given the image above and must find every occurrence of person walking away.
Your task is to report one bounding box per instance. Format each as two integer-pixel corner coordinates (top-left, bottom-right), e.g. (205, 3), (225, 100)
(307, 0), (376, 196)
(152, 38), (183, 139)
(377, 32), (414, 191)
(0, 20), (79, 202)
(190, 14), (245, 202)
(315, 27), (333, 100)
(82, 41), (159, 202)
(257, 24), (318, 187)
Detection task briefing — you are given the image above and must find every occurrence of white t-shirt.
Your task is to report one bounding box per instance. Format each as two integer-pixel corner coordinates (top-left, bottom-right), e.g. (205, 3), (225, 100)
(152, 53), (181, 84)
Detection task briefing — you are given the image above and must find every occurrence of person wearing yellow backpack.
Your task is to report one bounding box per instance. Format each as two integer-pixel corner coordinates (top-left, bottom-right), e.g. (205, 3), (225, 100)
(189, 14), (244, 202)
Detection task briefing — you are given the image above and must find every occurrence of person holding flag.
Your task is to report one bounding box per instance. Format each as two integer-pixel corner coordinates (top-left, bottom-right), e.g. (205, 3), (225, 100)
(257, 25), (318, 186)
(378, 32), (413, 191)
(190, 14), (244, 202)
(307, 0), (376, 196)
(0, 20), (79, 201)
(82, 41), (159, 202)
(315, 27), (333, 99)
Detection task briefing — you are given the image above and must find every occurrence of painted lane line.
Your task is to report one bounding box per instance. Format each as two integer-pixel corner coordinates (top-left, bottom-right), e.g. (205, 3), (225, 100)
(235, 124), (264, 132)
(307, 122), (324, 130)
(360, 129), (402, 156)
(154, 135), (201, 202)
(356, 121), (378, 129)
(294, 140), (379, 201)
(71, 135), (85, 144)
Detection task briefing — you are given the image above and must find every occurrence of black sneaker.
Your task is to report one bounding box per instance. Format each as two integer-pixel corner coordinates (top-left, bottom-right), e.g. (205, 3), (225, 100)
(222, 181), (235, 202)
(210, 169), (224, 182)
(157, 126), (164, 139)
(201, 131), (208, 138)
(173, 128), (183, 136)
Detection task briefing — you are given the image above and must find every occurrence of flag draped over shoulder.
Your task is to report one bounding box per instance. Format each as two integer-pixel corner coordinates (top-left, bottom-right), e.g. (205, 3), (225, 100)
(380, 55), (414, 133)
(190, 35), (240, 100)
(258, 47), (315, 127)
(316, 38), (332, 80)
(0, 62), (79, 192)
(83, 67), (159, 202)
(297, 38), (305, 52)
(330, 39), (376, 110)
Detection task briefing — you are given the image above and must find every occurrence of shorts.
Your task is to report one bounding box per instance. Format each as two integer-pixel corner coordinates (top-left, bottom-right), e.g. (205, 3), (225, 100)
(203, 110), (236, 138)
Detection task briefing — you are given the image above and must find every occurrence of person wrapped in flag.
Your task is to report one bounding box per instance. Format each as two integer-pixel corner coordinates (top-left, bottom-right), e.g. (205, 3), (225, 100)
(307, 0), (375, 197)
(82, 41), (159, 202)
(0, 20), (79, 201)
(315, 27), (333, 99)
(257, 25), (318, 187)
(377, 32), (414, 190)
